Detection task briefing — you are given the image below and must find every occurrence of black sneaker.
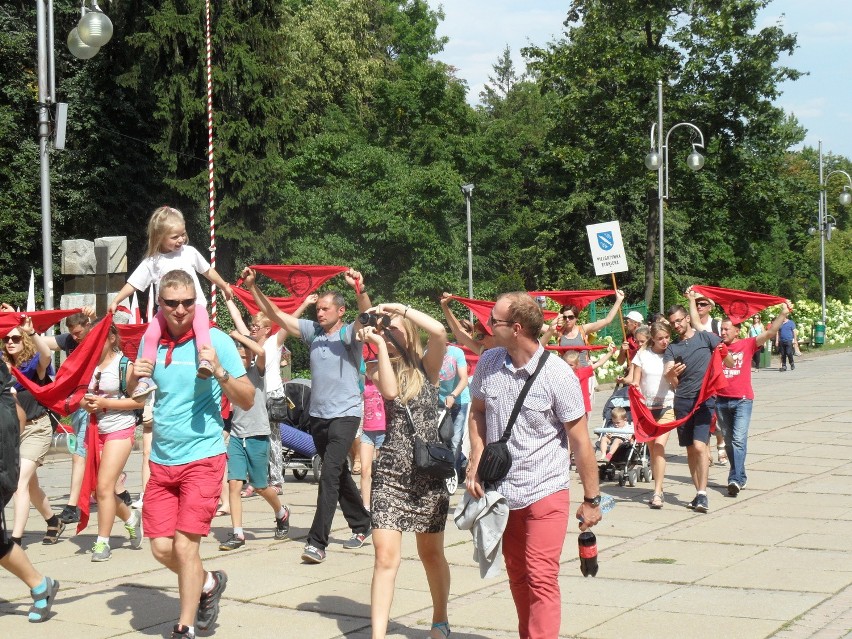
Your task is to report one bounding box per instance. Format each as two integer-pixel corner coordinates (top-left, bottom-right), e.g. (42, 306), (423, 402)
(171, 624), (195, 638)
(274, 505), (290, 540)
(685, 496), (698, 510)
(343, 530), (371, 549)
(695, 494), (709, 513)
(218, 533), (245, 551)
(57, 505), (80, 524)
(727, 481), (741, 497)
(196, 570), (227, 631)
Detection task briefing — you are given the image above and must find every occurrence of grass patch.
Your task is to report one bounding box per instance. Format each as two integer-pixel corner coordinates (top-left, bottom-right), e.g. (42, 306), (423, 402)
(638, 558), (676, 564)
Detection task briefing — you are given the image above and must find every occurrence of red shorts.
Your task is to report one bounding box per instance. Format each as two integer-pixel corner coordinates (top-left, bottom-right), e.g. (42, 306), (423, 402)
(142, 454), (225, 538)
(98, 425), (136, 447)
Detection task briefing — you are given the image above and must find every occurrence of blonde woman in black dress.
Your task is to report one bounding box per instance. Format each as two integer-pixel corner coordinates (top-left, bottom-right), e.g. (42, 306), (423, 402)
(359, 302), (451, 639)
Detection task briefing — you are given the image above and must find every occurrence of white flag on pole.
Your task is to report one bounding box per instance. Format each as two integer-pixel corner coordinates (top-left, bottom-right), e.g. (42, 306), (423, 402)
(26, 269), (36, 312)
(129, 292), (140, 325)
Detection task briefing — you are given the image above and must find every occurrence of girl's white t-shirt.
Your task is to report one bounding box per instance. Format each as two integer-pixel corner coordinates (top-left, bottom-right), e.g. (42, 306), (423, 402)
(127, 245), (210, 305)
(632, 348), (674, 408)
(88, 353), (137, 434)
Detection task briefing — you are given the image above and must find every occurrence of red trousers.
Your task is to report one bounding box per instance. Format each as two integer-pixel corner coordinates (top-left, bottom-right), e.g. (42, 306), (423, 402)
(502, 489), (570, 639)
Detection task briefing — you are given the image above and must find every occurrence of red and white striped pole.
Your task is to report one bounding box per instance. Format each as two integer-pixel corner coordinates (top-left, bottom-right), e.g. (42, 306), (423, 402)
(205, 0), (217, 322)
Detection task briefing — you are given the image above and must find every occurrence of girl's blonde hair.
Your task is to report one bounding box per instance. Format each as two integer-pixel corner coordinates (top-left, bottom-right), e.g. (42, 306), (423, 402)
(1, 330), (36, 368)
(146, 206), (187, 258)
(391, 317), (426, 405)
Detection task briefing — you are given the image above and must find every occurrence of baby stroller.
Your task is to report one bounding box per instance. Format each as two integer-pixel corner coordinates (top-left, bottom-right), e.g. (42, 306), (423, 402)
(274, 380), (322, 483)
(592, 385), (652, 487)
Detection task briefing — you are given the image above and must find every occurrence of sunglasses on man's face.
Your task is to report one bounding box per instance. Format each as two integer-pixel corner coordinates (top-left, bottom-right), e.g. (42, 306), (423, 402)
(696, 301), (711, 308)
(160, 298), (196, 309)
(2, 334), (22, 344)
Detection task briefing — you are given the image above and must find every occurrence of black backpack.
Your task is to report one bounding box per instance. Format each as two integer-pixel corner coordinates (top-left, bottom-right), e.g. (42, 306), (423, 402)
(0, 359), (21, 509)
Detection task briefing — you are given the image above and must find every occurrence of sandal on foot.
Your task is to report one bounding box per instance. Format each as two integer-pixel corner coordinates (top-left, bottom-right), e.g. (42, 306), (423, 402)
(718, 449), (728, 465)
(132, 378), (158, 400)
(240, 485), (256, 498)
(430, 622), (450, 638)
(42, 521), (66, 545)
(28, 576), (59, 622)
(197, 359), (215, 380)
(649, 493), (664, 509)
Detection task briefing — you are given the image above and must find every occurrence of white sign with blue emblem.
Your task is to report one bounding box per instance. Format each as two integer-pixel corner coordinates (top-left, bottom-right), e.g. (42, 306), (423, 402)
(586, 221), (628, 276)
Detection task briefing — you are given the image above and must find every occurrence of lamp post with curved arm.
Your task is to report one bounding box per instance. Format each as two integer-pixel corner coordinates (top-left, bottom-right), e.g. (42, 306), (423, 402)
(814, 140), (852, 326)
(644, 80), (706, 314)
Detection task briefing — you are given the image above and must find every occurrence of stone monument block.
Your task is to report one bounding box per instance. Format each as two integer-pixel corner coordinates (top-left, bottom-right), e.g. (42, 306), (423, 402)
(94, 236), (127, 274)
(61, 239), (95, 275)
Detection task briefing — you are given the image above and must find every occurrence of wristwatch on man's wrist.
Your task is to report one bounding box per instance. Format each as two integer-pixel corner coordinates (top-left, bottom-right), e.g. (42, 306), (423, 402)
(584, 495), (601, 507)
(215, 369), (230, 383)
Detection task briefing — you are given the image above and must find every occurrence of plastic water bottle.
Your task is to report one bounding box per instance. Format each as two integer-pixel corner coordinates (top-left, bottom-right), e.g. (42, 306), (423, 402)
(577, 493), (615, 577)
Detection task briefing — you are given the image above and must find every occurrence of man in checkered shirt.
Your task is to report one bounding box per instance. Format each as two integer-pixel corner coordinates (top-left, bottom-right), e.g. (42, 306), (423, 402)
(467, 292), (602, 639)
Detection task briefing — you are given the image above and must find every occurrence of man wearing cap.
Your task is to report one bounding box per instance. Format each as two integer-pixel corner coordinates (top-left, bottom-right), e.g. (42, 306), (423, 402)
(617, 310), (645, 366)
(686, 288), (727, 463)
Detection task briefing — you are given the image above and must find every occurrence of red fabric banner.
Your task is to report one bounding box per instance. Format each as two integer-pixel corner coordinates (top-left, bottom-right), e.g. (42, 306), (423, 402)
(690, 285), (788, 324)
(527, 290), (614, 311)
(231, 285), (306, 317)
(250, 265), (348, 297)
(0, 308), (82, 337)
(448, 296), (495, 335)
(13, 314), (113, 416)
(76, 413), (100, 534)
(116, 324), (147, 361)
(630, 349), (729, 443)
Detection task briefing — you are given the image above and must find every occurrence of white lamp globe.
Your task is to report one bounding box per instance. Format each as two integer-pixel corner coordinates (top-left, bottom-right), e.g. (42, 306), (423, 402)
(68, 27), (100, 59)
(78, 10), (113, 48)
(687, 150), (705, 171)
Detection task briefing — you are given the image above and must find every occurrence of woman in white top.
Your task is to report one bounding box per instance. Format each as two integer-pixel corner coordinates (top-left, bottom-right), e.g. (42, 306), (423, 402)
(631, 322), (676, 509)
(80, 323), (146, 561)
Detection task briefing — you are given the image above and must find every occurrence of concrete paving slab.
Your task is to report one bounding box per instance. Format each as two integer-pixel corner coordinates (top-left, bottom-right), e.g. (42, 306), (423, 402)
(663, 513), (814, 546)
(581, 608), (783, 639)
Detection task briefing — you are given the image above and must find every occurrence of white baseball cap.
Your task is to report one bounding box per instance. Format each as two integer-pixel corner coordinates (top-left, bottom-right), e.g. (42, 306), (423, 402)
(626, 311), (644, 323)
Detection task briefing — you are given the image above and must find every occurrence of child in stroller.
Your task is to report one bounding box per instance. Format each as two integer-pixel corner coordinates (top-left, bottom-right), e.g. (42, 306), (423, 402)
(597, 406), (633, 461)
(594, 386), (652, 487)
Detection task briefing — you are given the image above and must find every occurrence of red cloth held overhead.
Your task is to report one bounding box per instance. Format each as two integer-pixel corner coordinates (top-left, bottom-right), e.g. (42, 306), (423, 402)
(630, 349), (729, 443)
(690, 285), (788, 325)
(0, 308), (82, 337)
(231, 286), (309, 335)
(13, 314), (114, 417)
(527, 290), (614, 311)
(116, 324), (147, 361)
(251, 265), (348, 297)
(447, 296), (495, 335)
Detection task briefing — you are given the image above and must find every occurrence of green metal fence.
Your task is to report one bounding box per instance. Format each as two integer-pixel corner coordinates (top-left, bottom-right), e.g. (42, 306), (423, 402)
(586, 301), (648, 344)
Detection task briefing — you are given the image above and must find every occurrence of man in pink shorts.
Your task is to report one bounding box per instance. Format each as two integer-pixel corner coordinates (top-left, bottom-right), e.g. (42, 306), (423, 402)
(132, 270), (254, 639)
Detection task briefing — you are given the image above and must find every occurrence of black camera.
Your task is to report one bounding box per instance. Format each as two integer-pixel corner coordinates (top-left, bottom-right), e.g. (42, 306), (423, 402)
(358, 312), (392, 330)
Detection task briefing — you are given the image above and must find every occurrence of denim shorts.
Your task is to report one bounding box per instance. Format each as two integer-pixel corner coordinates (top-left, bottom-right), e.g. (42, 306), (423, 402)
(674, 396), (715, 446)
(360, 430), (385, 448)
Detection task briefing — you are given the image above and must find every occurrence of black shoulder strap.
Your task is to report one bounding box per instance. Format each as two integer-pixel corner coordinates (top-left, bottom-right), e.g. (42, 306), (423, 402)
(498, 350), (551, 444)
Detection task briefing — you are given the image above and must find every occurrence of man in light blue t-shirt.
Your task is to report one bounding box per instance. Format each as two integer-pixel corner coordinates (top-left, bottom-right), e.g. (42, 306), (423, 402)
(438, 344), (470, 480)
(132, 270), (253, 639)
(242, 266), (373, 565)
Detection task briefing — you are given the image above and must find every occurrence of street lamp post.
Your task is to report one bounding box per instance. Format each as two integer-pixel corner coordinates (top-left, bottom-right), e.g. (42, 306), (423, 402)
(461, 183), (474, 323)
(644, 79), (706, 314)
(35, 0), (114, 308)
(812, 140), (852, 326)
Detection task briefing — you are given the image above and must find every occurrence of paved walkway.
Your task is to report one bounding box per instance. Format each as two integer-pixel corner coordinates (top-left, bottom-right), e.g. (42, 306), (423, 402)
(2, 349), (852, 638)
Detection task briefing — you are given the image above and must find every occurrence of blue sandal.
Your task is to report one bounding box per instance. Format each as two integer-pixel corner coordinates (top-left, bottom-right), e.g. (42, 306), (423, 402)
(431, 622), (450, 638)
(29, 576), (59, 622)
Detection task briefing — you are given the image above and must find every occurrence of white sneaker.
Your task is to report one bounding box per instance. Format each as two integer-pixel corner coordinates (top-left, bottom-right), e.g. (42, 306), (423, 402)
(131, 493), (144, 510)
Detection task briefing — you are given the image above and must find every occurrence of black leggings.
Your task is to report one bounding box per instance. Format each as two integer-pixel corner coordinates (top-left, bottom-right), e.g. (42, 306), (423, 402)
(778, 340), (795, 368)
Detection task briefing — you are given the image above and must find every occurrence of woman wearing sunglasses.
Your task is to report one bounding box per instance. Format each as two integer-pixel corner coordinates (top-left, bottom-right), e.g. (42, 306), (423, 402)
(358, 303), (451, 639)
(79, 323), (146, 561)
(1, 319), (63, 545)
(541, 289), (626, 366)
